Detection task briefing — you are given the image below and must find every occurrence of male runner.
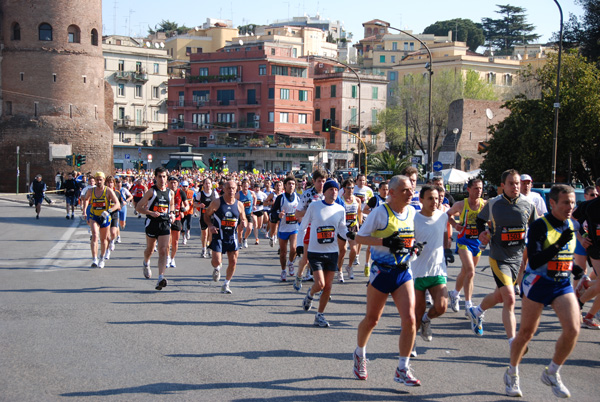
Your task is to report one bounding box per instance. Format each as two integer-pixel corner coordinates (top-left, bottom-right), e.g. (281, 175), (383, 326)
(519, 174), (548, 216)
(236, 179), (257, 249)
(167, 176), (189, 268)
(30, 174), (47, 219)
(362, 181), (389, 276)
(64, 172), (78, 219)
(204, 179), (247, 294)
(115, 178), (133, 236)
(195, 177), (219, 258)
(270, 177), (300, 281)
(181, 180), (194, 243)
(339, 178), (362, 281)
(352, 174), (373, 266)
(504, 184), (581, 398)
(252, 183), (267, 244)
(447, 178), (485, 313)
(402, 166), (421, 211)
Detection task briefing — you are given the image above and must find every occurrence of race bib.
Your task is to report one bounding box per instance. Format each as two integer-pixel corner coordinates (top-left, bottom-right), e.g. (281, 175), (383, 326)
(316, 226), (335, 244)
(547, 258), (572, 279)
(92, 200), (106, 210)
(285, 213), (297, 224)
(222, 218), (237, 230)
(465, 225), (479, 239)
(243, 200), (251, 209)
(501, 226), (526, 246)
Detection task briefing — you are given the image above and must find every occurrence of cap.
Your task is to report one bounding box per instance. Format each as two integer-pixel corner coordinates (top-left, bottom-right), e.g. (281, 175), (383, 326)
(168, 176), (178, 182)
(520, 174), (532, 182)
(181, 180), (189, 187)
(323, 179), (340, 193)
(94, 171), (105, 179)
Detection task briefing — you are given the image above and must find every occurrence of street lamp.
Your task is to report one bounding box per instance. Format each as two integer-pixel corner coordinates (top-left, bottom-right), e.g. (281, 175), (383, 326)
(376, 22), (433, 176)
(551, 0), (563, 183)
(452, 128), (460, 169)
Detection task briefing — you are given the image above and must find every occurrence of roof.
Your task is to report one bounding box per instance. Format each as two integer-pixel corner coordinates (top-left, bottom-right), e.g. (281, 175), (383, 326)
(362, 19), (389, 27)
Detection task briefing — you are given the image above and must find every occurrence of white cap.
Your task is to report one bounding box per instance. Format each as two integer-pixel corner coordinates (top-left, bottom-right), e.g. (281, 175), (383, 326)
(520, 174), (532, 182)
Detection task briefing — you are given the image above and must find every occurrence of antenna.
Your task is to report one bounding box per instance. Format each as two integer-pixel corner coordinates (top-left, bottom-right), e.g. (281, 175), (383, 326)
(485, 108), (494, 120)
(154, 43), (160, 49)
(146, 41), (151, 47)
(239, 39), (244, 46)
(160, 42), (165, 48)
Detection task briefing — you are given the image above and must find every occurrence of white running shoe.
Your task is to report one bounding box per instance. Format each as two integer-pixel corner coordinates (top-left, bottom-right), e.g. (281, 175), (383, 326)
(280, 270), (287, 282)
(504, 368), (523, 397)
(287, 261), (295, 276)
(221, 283), (232, 294)
(302, 287), (313, 311)
(98, 258), (105, 269)
(116, 235), (121, 244)
(314, 313), (330, 327)
(201, 248), (207, 258)
(269, 238), (274, 247)
(182, 237), (187, 245)
(541, 368), (570, 398)
(394, 365), (421, 386)
(212, 266), (221, 282)
(243, 239), (248, 248)
(345, 265), (354, 280)
(109, 240), (115, 251)
(420, 319), (432, 342)
(166, 256), (171, 267)
(293, 275), (302, 292)
(354, 256), (360, 266)
(169, 258), (176, 268)
(186, 231), (191, 240)
(338, 271), (345, 283)
(449, 290), (460, 312)
(91, 258), (99, 268)
(104, 250), (111, 260)
(143, 261), (151, 279)
(353, 352), (368, 380)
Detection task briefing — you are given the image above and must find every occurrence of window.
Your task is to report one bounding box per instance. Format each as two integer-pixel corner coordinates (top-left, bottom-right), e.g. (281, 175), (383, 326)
(372, 87), (378, 99)
(178, 91), (184, 106)
(487, 72), (497, 84)
(217, 89), (235, 105)
(279, 112), (289, 123)
(192, 90), (209, 102)
(117, 83), (125, 96)
(39, 23), (52, 41)
(298, 114), (307, 124)
(136, 62), (142, 73)
(371, 134), (377, 145)
(379, 55), (385, 63)
(153, 63), (159, 74)
(389, 72), (397, 81)
(135, 109), (143, 125)
(372, 109), (378, 125)
(217, 113), (235, 123)
(5, 101), (13, 115)
(118, 107), (125, 119)
(259, 65), (266, 75)
(330, 107), (336, 121)
(351, 85), (357, 99)
(280, 89), (290, 100)
(504, 74), (513, 86)
(391, 56), (396, 63)
(178, 136), (187, 145)
(53, 73), (57, 82)
(118, 131), (125, 142)
(404, 42), (409, 51)
(20, 72), (24, 81)
(192, 113), (210, 127)
(298, 90), (308, 101)
(290, 67), (306, 77)
(196, 48), (203, 53)
(118, 60), (124, 71)
(410, 43), (414, 51)
(271, 48), (275, 55)
(268, 112), (274, 122)
(186, 47), (192, 55)
(219, 66), (238, 76)
(91, 29), (98, 46)
(268, 88), (274, 99)
(292, 48), (297, 58)
(12, 23), (21, 41)
(392, 42), (397, 50)
(315, 86), (321, 99)
(271, 65), (288, 76)
(350, 108), (358, 125)
(153, 109), (160, 122)
(198, 67), (209, 76)
(331, 85), (337, 97)
(199, 137), (207, 147)
(315, 109), (320, 122)
(67, 25), (80, 43)
(34, 102), (39, 117)
(135, 85), (142, 98)
(330, 132), (335, 144)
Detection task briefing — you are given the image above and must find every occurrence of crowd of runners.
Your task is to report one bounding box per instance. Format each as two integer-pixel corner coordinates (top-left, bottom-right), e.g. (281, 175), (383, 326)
(29, 166), (600, 398)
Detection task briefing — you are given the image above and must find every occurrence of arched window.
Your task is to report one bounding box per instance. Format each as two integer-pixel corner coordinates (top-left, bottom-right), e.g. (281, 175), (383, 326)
(39, 23), (52, 41)
(366, 28), (372, 35)
(12, 22), (21, 41)
(67, 25), (80, 43)
(91, 28), (98, 46)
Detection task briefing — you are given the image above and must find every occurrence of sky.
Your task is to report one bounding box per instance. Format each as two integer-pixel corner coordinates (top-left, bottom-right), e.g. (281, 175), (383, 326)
(102, 0), (584, 44)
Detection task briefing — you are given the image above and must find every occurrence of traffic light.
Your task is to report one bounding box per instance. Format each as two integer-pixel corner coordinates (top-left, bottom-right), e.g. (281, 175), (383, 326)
(66, 154), (73, 166)
(322, 119), (332, 132)
(208, 158), (214, 170)
(215, 159), (222, 171)
(75, 154), (86, 167)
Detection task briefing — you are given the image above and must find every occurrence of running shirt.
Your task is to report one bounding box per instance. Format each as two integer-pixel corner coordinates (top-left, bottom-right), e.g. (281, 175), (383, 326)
(353, 185), (374, 206)
(212, 197), (240, 244)
(263, 189), (274, 212)
(299, 200), (348, 254)
(183, 188), (195, 216)
(412, 210), (448, 278)
(90, 187), (110, 217)
(173, 188), (187, 221)
(131, 183), (146, 198)
(359, 203), (417, 266)
(273, 192), (300, 233)
(196, 189), (219, 216)
(119, 187), (132, 202)
(343, 196), (360, 230)
(298, 187), (324, 212)
(409, 195), (422, 211)
(146, 186), (171, 222)
(457, 198), (485, 246)
(239, 190), (254, 216)
(366, 194), (386, 210)
(478, 194), (537, 264)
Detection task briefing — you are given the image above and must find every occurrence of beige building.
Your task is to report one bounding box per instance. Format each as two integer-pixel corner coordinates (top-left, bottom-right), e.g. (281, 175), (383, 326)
(103, 35), (170, 146)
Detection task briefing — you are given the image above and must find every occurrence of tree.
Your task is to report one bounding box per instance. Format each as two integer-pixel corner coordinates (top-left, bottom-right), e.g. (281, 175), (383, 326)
(480, 52), (600, 185)
(482, 4), (540, 55)
(553, 0), (600, 64)
(463, 70), (498, 100)
(370, 108), (411, 155)
(368, 151), (413, 176)
(148, 20), (191, 36)
(423, 18), (485, 52)
(238, 24), (257, 36)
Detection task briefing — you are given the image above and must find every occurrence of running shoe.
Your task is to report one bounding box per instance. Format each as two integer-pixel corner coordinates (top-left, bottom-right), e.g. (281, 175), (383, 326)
(66, 215), (70, 219)
(104, 250), (111, 260)
(91, 258), (99, 268)
(287, 261), (295, 276)
(269, 238), (274, 247)
(338, 271), (345, 283)
(504, 368), (523, 397)
(313, 313), (330, 327)
(109, 240), (115, 251)
(143, 261), (152, 279)
(353, 352), (368, 380)
(354, 256), (360, 266)
(302, 287), (313, 311)
(426, 292), (433, 306)
(36, 214), (39, 219)
(155, 277), (168, 291)
(221, 283), (232, 294)
(71, 214), (75, 220)
(255, 239), (259, 245)
(346, 265), (354, 280)
(243, 239), (248, 248)
(449, 290), (460, 312)
(304, 271), (313, 282)
(153, 244), (157, 252)
(467, 306), (484, 336)
(212, 266), (221, 282)
(410, 346), (418, 358)
(201, 248), (207, 258)
(166, 256), (171, 267)
(186, 231), (191, 240)
(293, 275), (302, 292)
(169, 258), (176, 268)
(182, 237), (187, 245)
(420, 319), (432, 342)
(582, 316), (600, 329)
(98, 258), (105, 269)
(280, 270), (287, 282)
(541, 367), (570, 398)
(116, 235), (121, 243)
(394, 366), (421, 386)
(364, 264), (370, 277)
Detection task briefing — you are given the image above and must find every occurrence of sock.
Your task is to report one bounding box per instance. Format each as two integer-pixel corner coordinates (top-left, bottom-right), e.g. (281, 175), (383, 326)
(465, 300), (473, 309)
(422, 312), (430, 322)
(474, 306), (484, 317)
(548, 361), (561, 375)
(398, 356), (410, 370)
(224, 279), (230, 286)
(158, 274), (164, 280)
(585, 313), (594, 319)
(355, 346), (366, 358)
(508, 337), (514, 346)
(508, 364), (518, 376)
(307, 287), (314, 299)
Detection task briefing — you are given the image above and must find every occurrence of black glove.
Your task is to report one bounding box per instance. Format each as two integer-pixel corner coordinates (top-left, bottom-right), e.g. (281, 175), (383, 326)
(413, 242), (427, 257)
(572, 264), (584, 281)
(444, 248), (455, 263)
(556, 228), (574, 249)
(296, 246), (304, 256)
(382, 231), (404, 254)
(346, 231), (356, 241)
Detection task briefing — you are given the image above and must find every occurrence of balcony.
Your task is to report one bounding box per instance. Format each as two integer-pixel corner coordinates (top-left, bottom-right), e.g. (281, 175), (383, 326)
(167, 99), (238, 108)
(186, 74), (240, 84)
(115, 118), (149, 130)
(169, 121), (238, 131)
(114, 70), (148, 83)
(114, 71), (131, 81)
(132, 72), (149, 83)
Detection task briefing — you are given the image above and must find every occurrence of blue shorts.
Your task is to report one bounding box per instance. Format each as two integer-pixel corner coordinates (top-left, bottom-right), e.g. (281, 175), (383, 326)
(65, 195), (77, 206)
(119, 206), (127, 223)
(278, 230), (298, 241)
(85, 205), (92, 221)
(90, 214), (111, 228)
(369, 262), (413, 294)
(456, 238), (482, 257)
(574, 238), (586, 256)
(521, 272), (573, 306)
(210, 238), (239, 254)
(34, 196), (44, 206)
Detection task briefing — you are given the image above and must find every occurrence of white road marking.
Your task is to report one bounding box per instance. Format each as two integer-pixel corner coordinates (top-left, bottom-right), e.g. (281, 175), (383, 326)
(34, 219), (85, 271)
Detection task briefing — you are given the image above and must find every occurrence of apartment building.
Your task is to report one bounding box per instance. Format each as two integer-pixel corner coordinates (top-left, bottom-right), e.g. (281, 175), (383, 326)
(103, 35), (170, 150)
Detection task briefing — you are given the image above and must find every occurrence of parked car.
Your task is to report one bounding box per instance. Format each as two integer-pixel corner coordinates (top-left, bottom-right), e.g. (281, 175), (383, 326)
(333, 169), (358, 182)
(531, 187), (585, 211)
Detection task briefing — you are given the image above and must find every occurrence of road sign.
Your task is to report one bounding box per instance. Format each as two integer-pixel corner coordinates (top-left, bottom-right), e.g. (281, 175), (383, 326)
(378, 171), (393, 175)
(125, 154), (130, 159)
(433, 161), (443, 172)
(147, 154), (153, 162)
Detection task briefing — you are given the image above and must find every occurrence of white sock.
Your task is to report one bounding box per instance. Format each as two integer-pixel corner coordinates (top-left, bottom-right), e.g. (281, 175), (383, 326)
(355, 346), (366, 358)
(224, 279), (230, 286)
(508, 364), (518, 376)
(548, 361), (561, 375)
(474, 305), (484, 317)
(465, 300), (473, 309)
(398, 356), (410, 370)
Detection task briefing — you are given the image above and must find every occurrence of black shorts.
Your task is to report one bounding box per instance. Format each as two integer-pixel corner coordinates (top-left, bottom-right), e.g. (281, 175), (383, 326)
(253, 210), (264, 217)
(145, 218), (170, 238)
(171, 219), (183, 232)
(200, 215), (209, 230)
(133, 196), (142, 204)
(308, 251), (338, 272)
(210, 238), (239, 253)
(110, 211), (119, 228)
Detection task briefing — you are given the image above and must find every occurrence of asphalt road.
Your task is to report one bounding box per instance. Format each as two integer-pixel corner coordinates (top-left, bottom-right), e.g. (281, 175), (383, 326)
(0, 196), (598, 401)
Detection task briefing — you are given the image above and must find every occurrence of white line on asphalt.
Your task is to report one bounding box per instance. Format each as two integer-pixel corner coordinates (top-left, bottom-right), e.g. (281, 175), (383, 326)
(34, 219), (82, 272)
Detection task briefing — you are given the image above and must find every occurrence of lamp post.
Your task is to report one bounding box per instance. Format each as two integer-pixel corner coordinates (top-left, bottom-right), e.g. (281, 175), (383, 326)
(551, 0), (563, 183)
(376, 22), (433, 176)
(308, 55), (361, 172)
(452, 128), (460, 169)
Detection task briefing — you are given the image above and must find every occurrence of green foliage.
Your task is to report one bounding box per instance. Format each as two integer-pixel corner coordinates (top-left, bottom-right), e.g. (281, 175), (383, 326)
(238, 24), (258, 36)
(464, 70), (498, 100)
(368, 151), (413, 176)
(554, 0), (600, 65)
(481, 52), (600, 185)
(423, 18), (485, 52)
(148, 20), (191, 36)
(482, 4), (540, 55)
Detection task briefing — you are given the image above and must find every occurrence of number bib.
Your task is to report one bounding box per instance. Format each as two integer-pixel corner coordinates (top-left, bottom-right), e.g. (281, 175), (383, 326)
(465, 224), (479, 239)
(285, 213), (297, 224)
(547, 258), (573, 279)
(316, 226), (335, 244)
(501, 226), (526, 246)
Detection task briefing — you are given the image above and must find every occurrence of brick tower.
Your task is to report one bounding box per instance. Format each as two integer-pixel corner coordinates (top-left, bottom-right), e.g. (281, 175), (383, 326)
(0, 0), (113, 192)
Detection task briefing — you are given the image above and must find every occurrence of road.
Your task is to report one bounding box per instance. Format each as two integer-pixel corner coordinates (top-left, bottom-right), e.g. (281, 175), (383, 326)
(0, 196), (598, 401)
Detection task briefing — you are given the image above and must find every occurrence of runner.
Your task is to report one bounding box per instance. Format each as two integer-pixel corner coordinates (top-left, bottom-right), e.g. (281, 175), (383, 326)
(181, 180), (194, 243)
(504, 184), (581, 398)
(252, 183), (267, 244)
(467, 169), (537, 339)
(204, 179), (248, 294)
(63, 172), (78, 220)
(362, 181), (389, 276)
(300, 179), (348, 327)
(236, 179), (257, 249)
(81, 172), (120, 269)
(266, 180), (284, 246)
(195, 177), (219, 258)
(446, 178), (486, 313)
(136, 167), (174, 290)
(352, 174), (373, 267)
(270, 177), (300, 281)
(167, 176), (189, 268)
(353, 175), (423, 387)
(30, 174), (47, 219)
(103, 175), (121, 260)
(338, 178), (362, 282)
(130, 178), (147, 218)
(115, 178), (133, 237)
(402, 166), (422, 211)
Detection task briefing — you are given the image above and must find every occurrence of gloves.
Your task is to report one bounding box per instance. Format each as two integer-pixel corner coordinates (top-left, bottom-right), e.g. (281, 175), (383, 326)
(346, 231), (356, 241)
(296, 246), (304, 256)
(572, 264), (584, 281)
(101, 211), (110, 219)
(413, 242), (427, 257)
(444, 248), (455, 263)
(556, 228), (574, 249)
(382, 231), (405, 254)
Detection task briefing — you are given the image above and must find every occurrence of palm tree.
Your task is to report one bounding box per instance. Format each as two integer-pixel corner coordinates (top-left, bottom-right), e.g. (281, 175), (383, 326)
(368, 151), (412, 176)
